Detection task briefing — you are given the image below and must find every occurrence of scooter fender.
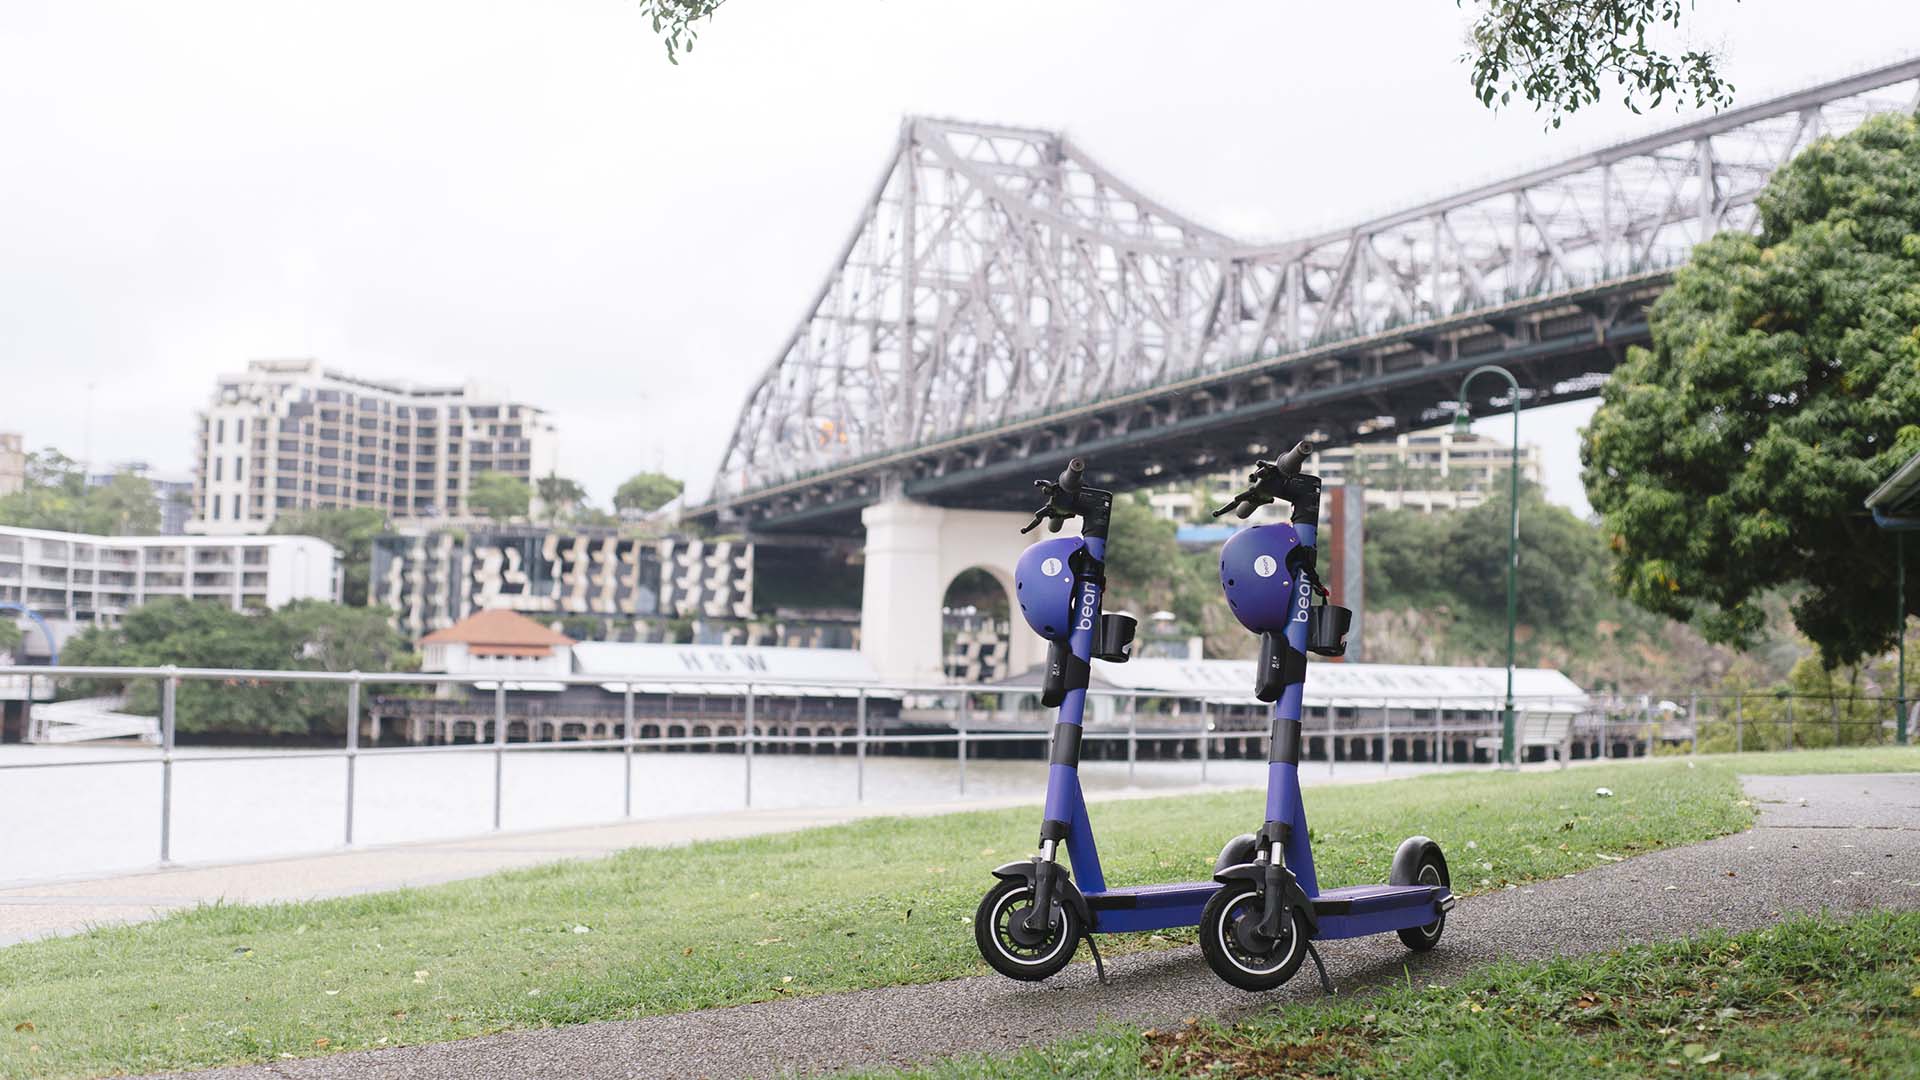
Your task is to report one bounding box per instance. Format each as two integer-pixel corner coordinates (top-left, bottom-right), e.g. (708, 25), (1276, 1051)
(990, 860), (1092, 931)
(1388, 835), (1448, 889)
(1213, 860), (1319, 937)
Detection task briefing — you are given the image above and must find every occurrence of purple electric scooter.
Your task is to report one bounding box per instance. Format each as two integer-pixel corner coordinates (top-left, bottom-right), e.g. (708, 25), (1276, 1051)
(973, 457), (1219, 984)
(1198, 441), (1455, 991)
(972, 450), (1453, 993)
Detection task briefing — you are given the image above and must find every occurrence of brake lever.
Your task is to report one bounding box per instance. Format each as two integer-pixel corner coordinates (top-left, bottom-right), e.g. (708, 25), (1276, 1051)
(1020, 509), (1049, 534)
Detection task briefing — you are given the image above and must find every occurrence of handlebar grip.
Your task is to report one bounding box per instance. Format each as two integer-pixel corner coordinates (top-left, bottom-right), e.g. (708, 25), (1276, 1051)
(1056, 458), (1085, 495)
(1272, 440), (1311, 477)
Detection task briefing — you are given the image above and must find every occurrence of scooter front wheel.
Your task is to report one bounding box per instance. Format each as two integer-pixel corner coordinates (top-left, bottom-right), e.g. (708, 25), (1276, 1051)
(974, 878), (1081, 981)
(1199, 881), (1309, 992)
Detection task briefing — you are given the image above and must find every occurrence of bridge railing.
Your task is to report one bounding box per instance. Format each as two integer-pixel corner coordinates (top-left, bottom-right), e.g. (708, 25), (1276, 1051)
(0, 665), (1908, 882)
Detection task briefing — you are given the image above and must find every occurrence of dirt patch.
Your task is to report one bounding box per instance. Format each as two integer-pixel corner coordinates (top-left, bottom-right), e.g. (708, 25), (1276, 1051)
(1140, 1018), (1370, 1079)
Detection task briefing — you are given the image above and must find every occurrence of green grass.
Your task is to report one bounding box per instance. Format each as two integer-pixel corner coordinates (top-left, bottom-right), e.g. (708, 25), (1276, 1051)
(874, 910), (1920, 1079)
(1707, 744), (1920, 775)
(0, 748), (1910, 1078)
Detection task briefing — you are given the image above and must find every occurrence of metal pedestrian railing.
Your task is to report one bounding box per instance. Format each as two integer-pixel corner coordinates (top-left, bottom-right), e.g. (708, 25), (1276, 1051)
(0, 664), (1909, 875)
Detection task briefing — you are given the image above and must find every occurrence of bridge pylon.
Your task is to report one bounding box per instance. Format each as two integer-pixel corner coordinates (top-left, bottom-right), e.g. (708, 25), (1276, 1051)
(860, 500), (1044, 685)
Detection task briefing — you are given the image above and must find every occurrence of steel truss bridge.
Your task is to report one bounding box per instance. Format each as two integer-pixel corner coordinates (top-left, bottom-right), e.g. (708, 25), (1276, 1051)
(698, 58), (1920, 534)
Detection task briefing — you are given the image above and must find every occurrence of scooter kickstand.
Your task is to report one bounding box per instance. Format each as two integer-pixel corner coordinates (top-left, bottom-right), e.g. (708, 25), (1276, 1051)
(1084, 933), (1110, 985)
(1305, 941), (1334, 996)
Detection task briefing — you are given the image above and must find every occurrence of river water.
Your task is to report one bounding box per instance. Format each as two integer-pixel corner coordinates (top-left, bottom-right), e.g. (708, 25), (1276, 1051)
(0, 744), (1459, 884)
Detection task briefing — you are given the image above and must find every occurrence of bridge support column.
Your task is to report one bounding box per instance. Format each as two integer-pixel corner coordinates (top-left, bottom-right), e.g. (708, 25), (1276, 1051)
(859, 499), (1046, 686)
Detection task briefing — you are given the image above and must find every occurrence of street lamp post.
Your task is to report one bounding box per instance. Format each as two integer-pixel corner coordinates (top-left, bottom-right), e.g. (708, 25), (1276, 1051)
(1454, 365), (1522, 767)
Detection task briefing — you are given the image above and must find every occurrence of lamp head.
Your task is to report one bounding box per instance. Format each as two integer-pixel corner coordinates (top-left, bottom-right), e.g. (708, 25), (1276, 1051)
(1451, 409), (1473, 436)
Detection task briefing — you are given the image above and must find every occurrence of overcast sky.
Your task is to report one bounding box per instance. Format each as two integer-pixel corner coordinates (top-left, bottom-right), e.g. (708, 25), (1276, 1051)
(5, 1), (1917, 519)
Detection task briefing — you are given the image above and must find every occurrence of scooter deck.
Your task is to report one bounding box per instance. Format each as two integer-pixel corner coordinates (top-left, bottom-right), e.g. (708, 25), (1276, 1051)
(1085, 880), (1219, 934)
(1082, 880), (1453, 938)
(1312, 883), (1453, 940)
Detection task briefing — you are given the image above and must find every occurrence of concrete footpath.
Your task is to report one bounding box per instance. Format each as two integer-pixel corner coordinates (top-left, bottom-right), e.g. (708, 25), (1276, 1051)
(1, 783), (1274, 947)
(140, 772), (1920, 1080)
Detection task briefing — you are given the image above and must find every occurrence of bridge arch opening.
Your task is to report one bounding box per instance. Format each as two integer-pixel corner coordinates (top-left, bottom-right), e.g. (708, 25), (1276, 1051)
(943, 566), (1013, 684)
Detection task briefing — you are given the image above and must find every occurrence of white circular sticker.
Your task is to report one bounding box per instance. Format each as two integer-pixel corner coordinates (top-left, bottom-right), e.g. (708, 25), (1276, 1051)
(1253, 554), (1278, 579)
(1040, 557), (1063, 577)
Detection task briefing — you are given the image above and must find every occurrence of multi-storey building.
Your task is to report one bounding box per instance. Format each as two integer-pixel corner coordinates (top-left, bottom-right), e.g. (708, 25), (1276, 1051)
(190, 359), (559, 535)
(1146, 428), (1543, 521)
(370, 528), (753, 641)
(0, 525), (338, 657)
(0, 433), (24, 496)
(1308, 429), (1544, 513)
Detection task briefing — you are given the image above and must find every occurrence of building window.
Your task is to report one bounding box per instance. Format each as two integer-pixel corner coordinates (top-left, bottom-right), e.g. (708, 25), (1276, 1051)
(235, 457), (244, 483)
(236, 418), (246, 441)
(211, 497), (222, 521)
(231, 494), (241, 520)
(216, 419), (225, 444)
(214, 458), (223, 482)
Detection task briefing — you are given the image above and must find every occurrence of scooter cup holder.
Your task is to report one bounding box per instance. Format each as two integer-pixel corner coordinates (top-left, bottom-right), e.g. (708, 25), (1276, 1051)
(1306, 604), (1353, 657)
(1093, 612), (1137, 663)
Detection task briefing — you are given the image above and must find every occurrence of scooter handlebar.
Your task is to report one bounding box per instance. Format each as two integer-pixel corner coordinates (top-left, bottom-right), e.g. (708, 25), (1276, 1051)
(1210, 440), (1314, 518)
(1020, 457), (1090, 533)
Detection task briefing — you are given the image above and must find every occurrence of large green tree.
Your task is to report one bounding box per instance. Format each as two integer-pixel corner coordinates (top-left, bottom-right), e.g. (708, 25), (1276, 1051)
(535, 473), (589, 525)
(1103, 494), (1214, 630)
(1368, 479), (1604, 630)
(627, 2), (1736, 122)
(468, 471), (532, 521)
(634, 0), (724, 63)
(0, 449), (160, 535)
(62, 599), (415, 737)
(1463, 0), (1736, 126)
(1582, 112), (1920, 667)
(269, 507), (388, 607)
(613, 471), (684, 516)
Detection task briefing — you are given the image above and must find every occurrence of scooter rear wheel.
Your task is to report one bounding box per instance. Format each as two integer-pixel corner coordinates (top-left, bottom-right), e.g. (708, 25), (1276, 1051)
(1391, 840), (1449, 952)
(1198, 881), (1309, 991)
(974, 877), (1080, 981)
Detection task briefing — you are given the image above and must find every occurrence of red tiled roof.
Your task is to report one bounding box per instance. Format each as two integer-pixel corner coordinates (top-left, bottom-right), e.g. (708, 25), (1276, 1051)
(419, 608), (576, 649)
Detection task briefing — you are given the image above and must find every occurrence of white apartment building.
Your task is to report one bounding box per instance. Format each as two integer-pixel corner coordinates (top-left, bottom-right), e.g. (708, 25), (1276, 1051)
(1147, 428), (1544, 521)
(1311, 429), (1544, 512)
(191, 359), (559, 535)
(0, 525), (338, 658)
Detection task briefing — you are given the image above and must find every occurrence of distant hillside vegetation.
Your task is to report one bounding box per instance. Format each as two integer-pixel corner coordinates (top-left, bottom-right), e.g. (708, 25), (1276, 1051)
(1360, 485), (1806, 692)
